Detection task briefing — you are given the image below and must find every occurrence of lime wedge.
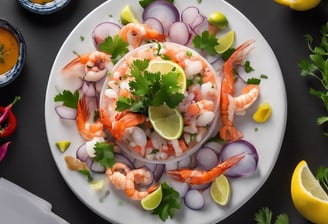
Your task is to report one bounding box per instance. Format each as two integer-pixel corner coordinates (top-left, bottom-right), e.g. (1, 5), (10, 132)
(141, 185), (162, 210)
(56, 141), (71, 152)
(208, 11), (229, 29)
(215, 30), (235, 54)
(148, 60), (186, 93)
(120, 5), (139, 25)
(148, 104), (184, 140)
(210, 174), (231, 206)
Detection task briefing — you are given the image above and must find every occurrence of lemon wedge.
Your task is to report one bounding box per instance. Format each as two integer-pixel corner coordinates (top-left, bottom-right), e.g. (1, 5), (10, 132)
(291, 160), (328, 224)
(274, 0), (320, 11)
(120, 5), (139, 25)
(215, 30), (235, 54)
(210, 175), (231, 206)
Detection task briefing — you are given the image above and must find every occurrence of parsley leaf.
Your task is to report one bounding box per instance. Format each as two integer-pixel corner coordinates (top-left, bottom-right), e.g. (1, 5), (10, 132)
(93, 142), (115, 168)
(247, 77), (261, 85)
(299, 22), (328, 134)
(244, 60), (255, 73)
(54, 90), (79, 109)
(316, 166), (328, 193)
(192, 31), (218, 56)
(139, 0), (174, 8)
(254, 207), (289, 224)
(99, 35), (129, 64)
(152, 182), (181, 221)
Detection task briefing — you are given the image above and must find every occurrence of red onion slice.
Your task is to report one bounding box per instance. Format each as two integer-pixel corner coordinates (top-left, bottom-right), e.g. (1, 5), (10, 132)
(92, 22), (121, 49)
(168, 22), (191, 45)
(196, 147), (219, 171)
(220, 140), (259, 178)
(181, 6), (200, 25)
(143, 17), (164, 34)
(184, 189), (205, 210)
(76, 143), (89, 162)
(81, 81), (96, 97)
(114, 153), (135, 169)
(55, 105), (77, 120)
(86, 157), (106, 173)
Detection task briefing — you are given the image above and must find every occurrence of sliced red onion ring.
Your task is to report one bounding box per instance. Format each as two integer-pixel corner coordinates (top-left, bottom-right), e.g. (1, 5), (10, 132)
(114, 153), (135, 169)
(168, 22), (191, 45)
(191, 16), (208, 35)
(203, 140), (222, 154)
(184, 189), (205, 210)
(196, 147), (219, 171)
(86, 157), (106, 173)
(76, 143), (89, 162)
(189, 182), (211, 191)
(169, 179), (189, 198)
(92, 22), (121, 48)
(220, 140), (259, 178)
(55, 105), (77, 120)
(142, 0), (179, 34)
(143, 17), (164, 34)
(181, 6), (200, 25)
(153, 163), (165, 182)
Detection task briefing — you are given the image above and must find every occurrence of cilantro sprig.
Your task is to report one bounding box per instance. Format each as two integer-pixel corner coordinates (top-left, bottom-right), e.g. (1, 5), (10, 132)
(192, 31), (218, 56)
(254, 207), (289, 224)
(116, 59), (184, 114)
(54, 90), (79, 109)
(99, 35), (129, 64)
(316, 166), (328, 193)
(152, 182), (181, 221)
(299, 22), (328, 134)
(93, 142), (115, 168)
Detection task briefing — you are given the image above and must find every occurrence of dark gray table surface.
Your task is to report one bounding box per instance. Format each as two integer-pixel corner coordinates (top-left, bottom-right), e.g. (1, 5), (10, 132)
(1, 0), (328, 223)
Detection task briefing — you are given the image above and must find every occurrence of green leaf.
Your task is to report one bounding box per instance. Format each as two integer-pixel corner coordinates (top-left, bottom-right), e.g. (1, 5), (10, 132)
(317, 116), (328, 125)
(192, 31), (218, 56)
(139, 0), (173, 8)
(254, 207), (272, 224)
(93, 142), (115, 168)
(99, 35), (129, 64)
(247, 77), (261, 85)
(54, 90), (79, 109)
(152, 182), (181, 221)
(244, 60), (255, 73)
(274, 214), (289, 224)
(316, 166), (328, 193)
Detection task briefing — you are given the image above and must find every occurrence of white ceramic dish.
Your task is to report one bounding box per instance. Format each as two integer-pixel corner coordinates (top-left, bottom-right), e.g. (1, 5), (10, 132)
(45, 0), (287, 223)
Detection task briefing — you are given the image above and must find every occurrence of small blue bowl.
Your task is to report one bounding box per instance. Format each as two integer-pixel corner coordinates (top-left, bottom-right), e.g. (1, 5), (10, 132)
(17, 0), (70, 15)
(0, 18), (26, 88)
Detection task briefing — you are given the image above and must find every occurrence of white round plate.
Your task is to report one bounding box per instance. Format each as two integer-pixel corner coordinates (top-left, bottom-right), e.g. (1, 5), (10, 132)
(45, 0), (287, 223)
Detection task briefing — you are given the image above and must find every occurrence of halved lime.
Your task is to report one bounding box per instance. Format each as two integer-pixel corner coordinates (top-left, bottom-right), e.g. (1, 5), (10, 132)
(148, 60), (186, 93)
(120, 5), (139, 25)
(208, 12), (229, 29)
(210, 174), (231, 206)
(148, 104), (184, 140)
(141, 185), (162, 210)
(56, 141), (71, 152)
(215, 30), (235, 54)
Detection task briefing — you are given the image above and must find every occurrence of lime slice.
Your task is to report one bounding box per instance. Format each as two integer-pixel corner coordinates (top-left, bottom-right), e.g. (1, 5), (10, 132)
(148, 60), (186, 93)
(208, 12), (229, 29)
(210, 174), (231, 206)
(148, 104), (184, 140)
(90, 179), (105, 191)
(215, 30), (235, 54)
(56, 141), (71, 152)
(141, 185), (162, 210)
(120, 5), (139, 25)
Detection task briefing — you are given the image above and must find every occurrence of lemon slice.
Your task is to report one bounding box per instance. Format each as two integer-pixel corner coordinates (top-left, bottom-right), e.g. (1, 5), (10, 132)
(148, 104), (184, 140)
(56, 141), (71, 152)
(141, 185), (162, 210)
(215, 30), (235, 54)
(148, 60), (186, 94)
(252, 102), (272, 123)
(120, 5), (139, 25)
(210, 174), (231, 206)
(274, 0), (320, 11)
(291, 160), (328, 224)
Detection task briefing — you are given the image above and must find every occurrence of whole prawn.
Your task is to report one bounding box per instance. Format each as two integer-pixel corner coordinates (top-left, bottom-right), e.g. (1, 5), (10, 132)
(167, 153), (245, 185)
(219, 40), (259, 141)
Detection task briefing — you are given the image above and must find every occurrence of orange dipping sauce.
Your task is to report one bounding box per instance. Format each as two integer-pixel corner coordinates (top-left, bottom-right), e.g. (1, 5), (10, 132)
(30, 0), (54, 4)
(0, 27), (19, 75)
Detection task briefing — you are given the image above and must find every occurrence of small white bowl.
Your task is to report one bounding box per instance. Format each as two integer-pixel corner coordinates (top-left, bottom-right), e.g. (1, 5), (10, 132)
(17, 0), (70, 15)
(0, 18), (26, 87)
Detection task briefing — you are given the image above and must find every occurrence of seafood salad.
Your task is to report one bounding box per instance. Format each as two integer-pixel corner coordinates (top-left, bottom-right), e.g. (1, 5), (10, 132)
(46, 0), (281, 223)
(100, 42), (220, 161)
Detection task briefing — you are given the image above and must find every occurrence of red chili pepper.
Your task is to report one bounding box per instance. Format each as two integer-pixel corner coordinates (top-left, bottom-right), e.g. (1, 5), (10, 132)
(0, 96), (20, 138)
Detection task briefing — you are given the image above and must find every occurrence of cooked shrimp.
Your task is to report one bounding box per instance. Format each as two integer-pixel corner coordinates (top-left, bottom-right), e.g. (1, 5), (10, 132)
(233, 84), (260, 113)
(219, 40), (255, 141)
(119, 23), (166, 49)
(167, 153), (245, 185)
(112, 112), (146, 140)
(77, 96), (105, 141)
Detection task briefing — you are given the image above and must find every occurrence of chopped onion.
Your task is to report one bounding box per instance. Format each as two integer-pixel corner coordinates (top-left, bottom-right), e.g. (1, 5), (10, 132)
(184, 189), (204, 210)
(86, 157), (105, 173)
(220, 140), (259, 178)
(196, 147), (218, 171)
(168, 22), (190, 45)
(76, 144), (89, 162)
(92, 22), (121, 48)
(55, 105), (77, 120)
(203, 141), (222, 154)
(142, 0), (179, 34)
(153, 163), (165, 181)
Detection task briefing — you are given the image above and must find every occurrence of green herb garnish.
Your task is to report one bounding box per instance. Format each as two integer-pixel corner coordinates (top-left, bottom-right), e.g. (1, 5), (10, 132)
(254, 207), (289, 224)
(316, 166), (328, 193)
(192, 31), (218, 56)
(94, 142), (115, 168)
(247, 77), (261, 85)
(99, 35), (129, 64)
(54, 90), (79, 109)
(139, 0), (174, 8)
(116, 59), (184, 114)
(152, 182), (181, 221)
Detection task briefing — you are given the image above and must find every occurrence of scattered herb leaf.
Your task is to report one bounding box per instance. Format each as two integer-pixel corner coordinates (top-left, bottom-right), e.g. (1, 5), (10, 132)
(260, 74), (268, 79)
(254, 207), (289, 224)
(152, 182), (181, 221)
(79, 169), (93, 182)
(244, 60), (255, 73)
(192, 31), (218, 56)
(54, 90), (79, 109)
(316, 166), (328, 193)
(94, 142), (115, 168)
(247, 77), (261, 85)
(139, 0), (174, 8)
(99, 35), (129, 64)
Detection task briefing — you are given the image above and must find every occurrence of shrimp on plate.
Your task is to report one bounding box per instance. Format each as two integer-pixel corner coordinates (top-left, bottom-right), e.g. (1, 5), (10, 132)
(219, 40), (260, 141)
(167, 153), (245, 185)
(119, 23), (166, 49)
(106, 162), (158, 200)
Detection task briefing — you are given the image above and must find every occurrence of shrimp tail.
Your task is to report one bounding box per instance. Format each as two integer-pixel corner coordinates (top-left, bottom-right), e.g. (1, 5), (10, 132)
(219, 125), (243, 141)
